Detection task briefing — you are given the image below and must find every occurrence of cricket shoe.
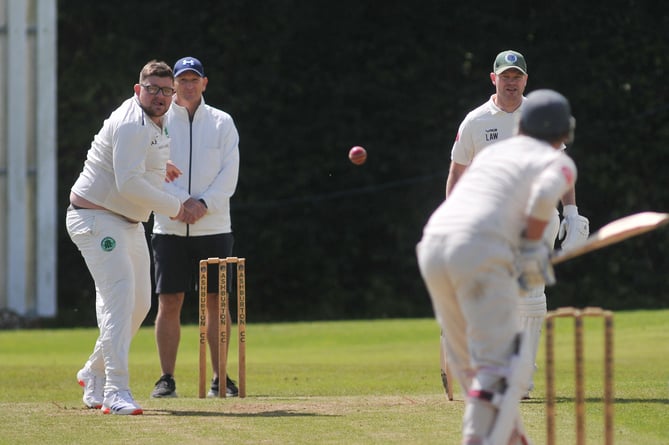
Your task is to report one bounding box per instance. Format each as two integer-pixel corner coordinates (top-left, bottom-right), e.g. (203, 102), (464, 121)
(76, 367), (104, 409)
(207, 375), (239, 398)
(101, 390), (143, 415)
(150, 374), (177, 398)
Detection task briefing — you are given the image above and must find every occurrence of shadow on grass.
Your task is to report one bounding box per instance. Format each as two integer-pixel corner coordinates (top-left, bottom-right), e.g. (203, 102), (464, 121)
(522, 396), (669, 405)
(145, 409), (339, 417)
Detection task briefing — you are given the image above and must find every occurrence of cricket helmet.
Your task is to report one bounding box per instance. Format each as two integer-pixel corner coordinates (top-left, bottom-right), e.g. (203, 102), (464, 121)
(520, 89), (575, 143)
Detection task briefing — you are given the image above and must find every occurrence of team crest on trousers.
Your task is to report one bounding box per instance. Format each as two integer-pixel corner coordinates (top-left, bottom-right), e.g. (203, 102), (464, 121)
(101, 237), (116, 252)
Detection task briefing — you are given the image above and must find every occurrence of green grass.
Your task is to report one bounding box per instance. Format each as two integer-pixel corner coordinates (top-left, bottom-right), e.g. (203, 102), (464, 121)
(1, 311), (668, 444)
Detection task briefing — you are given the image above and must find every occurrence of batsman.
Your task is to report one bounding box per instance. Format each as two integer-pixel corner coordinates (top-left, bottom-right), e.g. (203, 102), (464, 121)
(440, 50), (589, 399)
(418, 89), (580, 444)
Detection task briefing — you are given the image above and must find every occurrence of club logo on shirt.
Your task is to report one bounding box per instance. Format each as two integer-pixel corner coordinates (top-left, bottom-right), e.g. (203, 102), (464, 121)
(150, 133), (169, 149)
(485, 128), (499, 142)
(101, 237), (116, 252)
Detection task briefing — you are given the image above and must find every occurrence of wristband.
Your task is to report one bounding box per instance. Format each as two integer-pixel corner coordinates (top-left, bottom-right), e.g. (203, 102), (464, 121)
(562, 204), (578, 217)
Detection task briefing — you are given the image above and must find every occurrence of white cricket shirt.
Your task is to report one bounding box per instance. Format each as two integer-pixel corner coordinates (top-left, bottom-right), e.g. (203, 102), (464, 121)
(451, 95), (525, 165)
(71, 96), (181, 222)
(426, 135), (577, 246)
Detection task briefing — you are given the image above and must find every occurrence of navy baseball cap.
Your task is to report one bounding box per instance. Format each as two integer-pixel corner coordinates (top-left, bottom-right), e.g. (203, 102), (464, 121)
(174, 57), (205, 77)
(494, 50), (527, 75)
(520, 89), (575, 142)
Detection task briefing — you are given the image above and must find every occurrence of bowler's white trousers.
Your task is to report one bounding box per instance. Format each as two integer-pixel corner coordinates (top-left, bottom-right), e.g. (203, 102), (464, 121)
(66, 208), (151, 394)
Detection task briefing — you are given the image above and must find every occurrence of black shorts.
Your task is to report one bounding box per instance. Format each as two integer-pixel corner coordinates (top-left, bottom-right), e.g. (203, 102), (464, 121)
(152, 233), (234, 294)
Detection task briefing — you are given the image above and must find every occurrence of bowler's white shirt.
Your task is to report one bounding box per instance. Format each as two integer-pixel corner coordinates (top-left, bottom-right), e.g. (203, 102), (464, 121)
(71, 96), (181, 222)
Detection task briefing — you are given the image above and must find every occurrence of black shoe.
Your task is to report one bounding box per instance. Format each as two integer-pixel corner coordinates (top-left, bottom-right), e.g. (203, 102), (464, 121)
(207, 375), (239, 397)
(226, 375), (239, 397)
(151, 374), (177, 398)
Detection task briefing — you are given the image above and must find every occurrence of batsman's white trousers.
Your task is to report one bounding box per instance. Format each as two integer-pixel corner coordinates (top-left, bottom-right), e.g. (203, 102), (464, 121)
(66, 209), (151, 394)
(417, 233), (520, 441)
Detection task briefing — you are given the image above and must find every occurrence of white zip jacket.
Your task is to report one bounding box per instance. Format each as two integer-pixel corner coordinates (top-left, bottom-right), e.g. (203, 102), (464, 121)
(153, 98), (240, 236)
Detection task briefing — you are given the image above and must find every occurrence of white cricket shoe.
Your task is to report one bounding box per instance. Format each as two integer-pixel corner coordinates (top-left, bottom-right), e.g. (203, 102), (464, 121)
(101, 390), (143, 415)
(76, 368), (104, 409)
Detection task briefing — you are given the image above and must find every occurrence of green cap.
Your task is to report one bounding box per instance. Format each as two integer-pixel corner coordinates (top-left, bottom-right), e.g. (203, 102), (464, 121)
(493, 50), (527, 75)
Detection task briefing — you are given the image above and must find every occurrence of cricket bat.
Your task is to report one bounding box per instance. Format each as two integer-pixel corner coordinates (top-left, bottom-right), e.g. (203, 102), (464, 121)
(551, 211), (669, 265)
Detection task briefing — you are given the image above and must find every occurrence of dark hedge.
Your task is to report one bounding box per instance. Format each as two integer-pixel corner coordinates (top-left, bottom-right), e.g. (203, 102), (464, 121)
(56, 1), (669, 326)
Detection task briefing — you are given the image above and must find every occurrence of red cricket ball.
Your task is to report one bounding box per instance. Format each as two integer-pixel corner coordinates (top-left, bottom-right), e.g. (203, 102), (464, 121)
(348, 146), (367, 165)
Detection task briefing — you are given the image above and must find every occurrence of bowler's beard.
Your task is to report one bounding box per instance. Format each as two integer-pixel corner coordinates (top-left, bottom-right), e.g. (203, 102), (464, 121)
(141, 104), (167, 118)
(140, 96), (169, 118)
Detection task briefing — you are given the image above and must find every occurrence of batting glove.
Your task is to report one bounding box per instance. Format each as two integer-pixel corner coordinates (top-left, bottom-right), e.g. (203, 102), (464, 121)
(517, 239), (556, 292)
(558, 205), (590, 250)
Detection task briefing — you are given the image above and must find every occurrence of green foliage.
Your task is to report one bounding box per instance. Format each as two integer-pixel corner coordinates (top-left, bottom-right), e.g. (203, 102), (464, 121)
(56, 1), (669, 324)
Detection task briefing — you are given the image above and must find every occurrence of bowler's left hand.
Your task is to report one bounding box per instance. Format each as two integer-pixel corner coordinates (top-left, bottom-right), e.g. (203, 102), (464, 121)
(165, 160), (182, 182)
